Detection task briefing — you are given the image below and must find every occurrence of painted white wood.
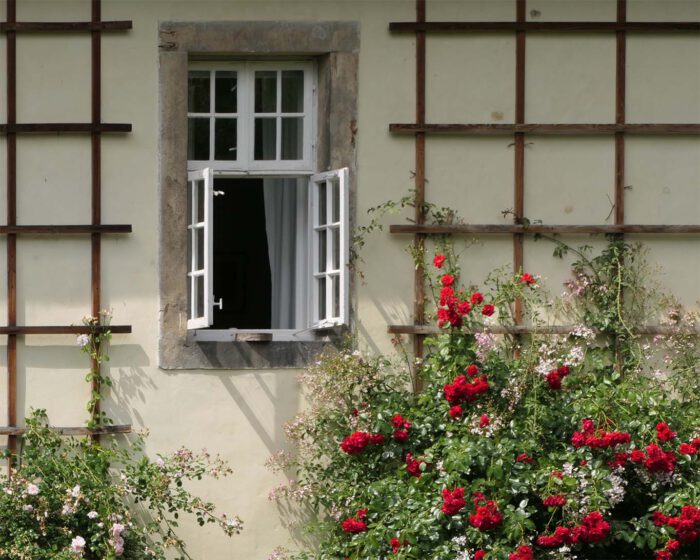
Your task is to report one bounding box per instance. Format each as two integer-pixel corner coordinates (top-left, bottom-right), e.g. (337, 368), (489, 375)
(308, 168), (349, 328)
(186, 168), (214, 329)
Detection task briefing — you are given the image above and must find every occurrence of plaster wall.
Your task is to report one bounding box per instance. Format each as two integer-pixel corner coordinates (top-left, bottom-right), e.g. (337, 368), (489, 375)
(0, 0), (698, 557)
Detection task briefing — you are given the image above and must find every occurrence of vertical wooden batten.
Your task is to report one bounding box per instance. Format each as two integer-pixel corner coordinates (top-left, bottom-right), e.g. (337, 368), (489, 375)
(413, 0), (427, 384)
(615, 0), (627, 226)
(6, 0), (18, 467)
(513, 0), (526, 325)
(91, 0), (103, 429)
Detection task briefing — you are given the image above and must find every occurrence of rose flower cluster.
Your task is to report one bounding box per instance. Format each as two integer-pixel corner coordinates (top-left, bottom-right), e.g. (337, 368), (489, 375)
(433, 255), (495, 328)
(445, 364), (490, 419)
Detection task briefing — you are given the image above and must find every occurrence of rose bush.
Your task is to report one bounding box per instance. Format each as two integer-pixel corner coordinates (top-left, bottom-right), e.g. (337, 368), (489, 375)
(271, 240), (700, 559)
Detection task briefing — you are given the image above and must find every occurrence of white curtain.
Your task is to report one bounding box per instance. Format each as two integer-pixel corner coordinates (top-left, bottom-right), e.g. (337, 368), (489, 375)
(263, 179), (298, 329)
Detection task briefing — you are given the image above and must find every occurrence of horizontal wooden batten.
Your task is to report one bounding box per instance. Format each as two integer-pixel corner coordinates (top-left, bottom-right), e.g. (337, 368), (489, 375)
(0, 225), (131, 235)
(390, 21), (700, 33)
(0, 424), (131, 436)
(389, 123), (700, 135)
(388, 325), (699, 336)
(390, 224), (700, 235)
(0, 123), (131, 134)
(0, 20), (132, 32)
(0, 325), (131, 335)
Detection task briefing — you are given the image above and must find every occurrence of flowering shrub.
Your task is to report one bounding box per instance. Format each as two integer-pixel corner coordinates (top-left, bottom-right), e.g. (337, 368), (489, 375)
(0, 411), (242, 559)
(270, 240), (700, 560)
(0, 320), (241, 559)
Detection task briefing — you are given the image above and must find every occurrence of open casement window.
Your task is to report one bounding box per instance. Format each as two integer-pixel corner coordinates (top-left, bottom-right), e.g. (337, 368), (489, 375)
(186, 168), (214, 329)
(185, 168), (350, 334)
(310, 168), (349, 329)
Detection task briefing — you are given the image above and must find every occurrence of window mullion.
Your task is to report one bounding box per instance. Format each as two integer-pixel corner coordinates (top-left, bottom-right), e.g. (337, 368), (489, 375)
(209, 70), (215, 164)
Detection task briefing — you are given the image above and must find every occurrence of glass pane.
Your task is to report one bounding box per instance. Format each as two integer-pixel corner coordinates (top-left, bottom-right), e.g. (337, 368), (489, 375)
(332, 179), (340, 223)
(187, 274), (192, 319)
(281, 70), (304, 112)
(188, 71), (210, 113)
(254, 118), (277, 160)
(317, 278), (326, 320)
(255, 71), (277, 113)
(214, 118), (237, 161)
(332, 275), (340, 318)
(196, 275), (205, 318)
(317, 181), (327, 225)
(187, 224), (193, 272)
(215, 71), (237, 113)
(332, 228), (340, 270)
(196, 179), (205, 223)
(318, 229), (327, 273)
(188, 118), (210, 160)
(281, 118), (303, 160)
(196, 228), (205, 270)
(187, 181), (193, 225)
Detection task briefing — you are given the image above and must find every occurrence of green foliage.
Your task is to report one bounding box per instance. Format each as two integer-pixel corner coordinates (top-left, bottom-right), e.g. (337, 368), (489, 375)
(0, 412), (241, 559)
(272, 241), (700, 560)
(0, 318), (242, 559)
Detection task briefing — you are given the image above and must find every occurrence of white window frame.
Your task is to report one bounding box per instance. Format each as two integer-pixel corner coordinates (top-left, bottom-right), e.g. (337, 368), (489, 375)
(187, 61), (316, 174)
(186, 168), (214, 329)
(310, 168), (350, 328)
(186, 61), (349, 339)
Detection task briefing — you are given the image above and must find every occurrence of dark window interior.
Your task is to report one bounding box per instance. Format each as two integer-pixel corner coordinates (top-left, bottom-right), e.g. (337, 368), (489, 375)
(211, 178), (272, 329)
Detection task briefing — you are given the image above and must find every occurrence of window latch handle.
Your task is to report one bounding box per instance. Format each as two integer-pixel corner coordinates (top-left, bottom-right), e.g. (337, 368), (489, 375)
(213, 297), (224, 310)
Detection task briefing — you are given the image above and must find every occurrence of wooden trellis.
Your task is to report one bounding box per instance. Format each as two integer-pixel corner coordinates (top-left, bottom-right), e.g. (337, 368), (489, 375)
(388, 0), (700, 352)
(0, 0), (133, 462)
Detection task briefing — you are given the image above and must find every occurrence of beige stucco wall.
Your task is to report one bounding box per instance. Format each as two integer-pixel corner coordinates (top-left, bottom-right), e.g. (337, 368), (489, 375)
(0, 0), (698, 558)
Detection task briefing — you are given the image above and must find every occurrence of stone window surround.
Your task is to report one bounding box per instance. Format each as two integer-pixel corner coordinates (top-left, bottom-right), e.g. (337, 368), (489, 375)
(158, 21), (359, 369)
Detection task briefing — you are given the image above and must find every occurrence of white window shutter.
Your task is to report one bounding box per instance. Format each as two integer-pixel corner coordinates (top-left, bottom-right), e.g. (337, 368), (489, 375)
(309, 168), (349, 328)
(186, 168), (214, 329)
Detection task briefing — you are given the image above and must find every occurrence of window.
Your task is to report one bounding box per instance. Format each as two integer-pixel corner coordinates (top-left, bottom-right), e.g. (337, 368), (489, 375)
(185, 63), (349, 336)
(158, 20), (359, 368)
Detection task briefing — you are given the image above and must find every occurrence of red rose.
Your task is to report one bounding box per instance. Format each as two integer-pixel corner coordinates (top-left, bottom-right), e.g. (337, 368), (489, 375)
(474, 551), (487, 560)
(433, 254), (446, 269)
(582, 418), (595, 434)
(645, 443), (677, 473)
(441, 274), (455, 287)
(519, 273), (536, 286)
(653, 511), (669, 527)
(369, 433), (385, 445)
(537, 526), (573, 548)
(340, 431), (371, 455)
(516, 452), (533, 464)
(574, 512), (610, 544)
(457, 300), (472, 315)
(557, 365), (570, 376)
(393, 429), (410, 442)
(545, 370), (562, 390)
(469, 500), (503, 531)
(471, 292), (484, 305)
(481, 304), (495, 317)
(509, 545), (534, 560)
(656, 422), (677, 442)
(441, 487), (466, 516)
(551, 470), (563, 479)
(466, 364), (480, 376)
(479, 414), (490, 428)
(449, 405), (463, 419)
(405, 453), (424, 478)
(341, 517), (367, 533)
(542, 495), (567, 507)
(630, 449), (646, 463)
(439, 286), (455, 305)
(679, 442), (697, 455)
